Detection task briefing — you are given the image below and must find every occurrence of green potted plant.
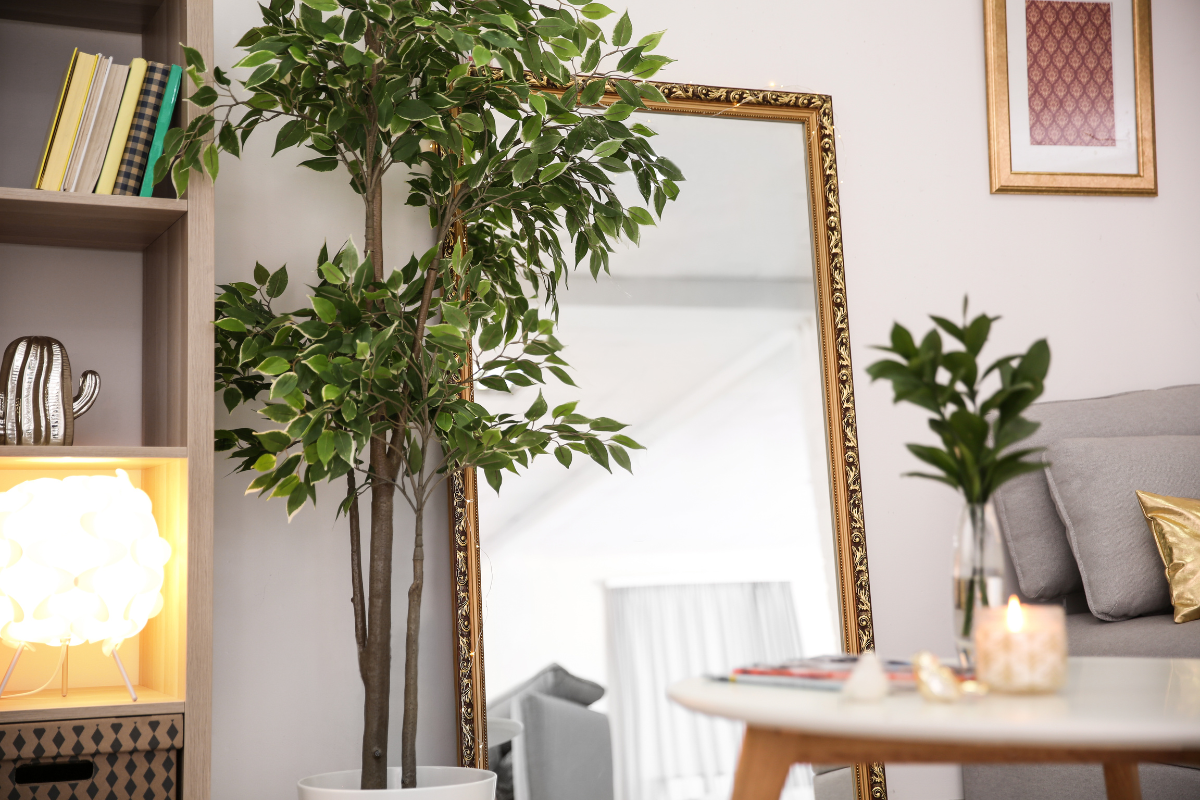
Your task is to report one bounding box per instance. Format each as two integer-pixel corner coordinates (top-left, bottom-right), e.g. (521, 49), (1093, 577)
(163, 0), (680, 794)
(867, 299), (1050, 666)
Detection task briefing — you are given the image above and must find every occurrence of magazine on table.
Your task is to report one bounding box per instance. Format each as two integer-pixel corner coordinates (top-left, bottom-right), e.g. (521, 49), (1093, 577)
(721, 654), (924, 691)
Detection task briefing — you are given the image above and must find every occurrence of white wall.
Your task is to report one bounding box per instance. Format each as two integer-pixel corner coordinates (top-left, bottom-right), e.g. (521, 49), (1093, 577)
(207, 1), (1200, 798)
(610, 1), (1200, 798)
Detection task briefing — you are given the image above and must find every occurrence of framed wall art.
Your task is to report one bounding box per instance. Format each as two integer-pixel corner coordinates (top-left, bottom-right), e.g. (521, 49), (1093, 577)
(984, 0), (1157, 195)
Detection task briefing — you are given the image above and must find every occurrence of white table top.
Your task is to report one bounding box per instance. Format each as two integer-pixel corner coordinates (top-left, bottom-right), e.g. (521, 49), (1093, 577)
(669, 657), (1200, 750)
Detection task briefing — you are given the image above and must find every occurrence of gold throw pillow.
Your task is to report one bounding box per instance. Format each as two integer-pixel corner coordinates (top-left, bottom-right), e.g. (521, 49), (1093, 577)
(1136, 490), (1200, 623)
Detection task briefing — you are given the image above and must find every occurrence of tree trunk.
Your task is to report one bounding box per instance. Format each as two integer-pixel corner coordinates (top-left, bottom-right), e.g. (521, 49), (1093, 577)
(360, 434), (397, 789)
(401, 500), (425, 788)
(358, 180), (399, 791)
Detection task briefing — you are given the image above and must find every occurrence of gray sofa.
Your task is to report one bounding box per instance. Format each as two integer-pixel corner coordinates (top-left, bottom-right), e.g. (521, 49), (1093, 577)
(964, 384), (1200, 800)
(487, 664), (613, 800)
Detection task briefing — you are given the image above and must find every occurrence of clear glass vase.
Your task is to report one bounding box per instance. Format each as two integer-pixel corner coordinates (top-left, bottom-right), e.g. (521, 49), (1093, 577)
(953, 500), (1004, 668)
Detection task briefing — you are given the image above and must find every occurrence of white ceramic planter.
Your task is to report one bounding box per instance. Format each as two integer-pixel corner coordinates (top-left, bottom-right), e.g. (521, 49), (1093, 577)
(298, 767), (496, 799)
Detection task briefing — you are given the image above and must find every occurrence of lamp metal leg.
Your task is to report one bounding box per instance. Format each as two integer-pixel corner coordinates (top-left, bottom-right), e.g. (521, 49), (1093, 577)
(0, 645), (23, 697)
(112, 648), (137, 702)
(61, 645), (68, 697)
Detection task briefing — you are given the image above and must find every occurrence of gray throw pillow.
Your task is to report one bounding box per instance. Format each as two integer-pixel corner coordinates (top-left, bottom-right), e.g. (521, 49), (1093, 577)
(1044, 435), (1200, 621)
(487, 663), (604, 720)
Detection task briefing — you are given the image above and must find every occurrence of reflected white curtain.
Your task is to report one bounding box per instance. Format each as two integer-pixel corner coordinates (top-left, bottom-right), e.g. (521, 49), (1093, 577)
(606, 582), (813, 800)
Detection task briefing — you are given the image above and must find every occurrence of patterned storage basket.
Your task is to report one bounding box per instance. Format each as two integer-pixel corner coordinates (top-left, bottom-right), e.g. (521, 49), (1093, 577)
(0, 714), (182, 799)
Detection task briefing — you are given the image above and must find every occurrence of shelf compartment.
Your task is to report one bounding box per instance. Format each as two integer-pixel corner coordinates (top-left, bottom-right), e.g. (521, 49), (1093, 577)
(0, 188), (186, 251)
(0, 446), (187, 463)
(0, 0), (163, 35)
(0, 687), (184, 724)
(0, 457), (188, 720)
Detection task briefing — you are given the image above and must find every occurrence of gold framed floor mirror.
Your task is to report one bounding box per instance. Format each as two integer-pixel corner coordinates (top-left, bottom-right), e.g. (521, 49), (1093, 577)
(447, 81), (884, 800)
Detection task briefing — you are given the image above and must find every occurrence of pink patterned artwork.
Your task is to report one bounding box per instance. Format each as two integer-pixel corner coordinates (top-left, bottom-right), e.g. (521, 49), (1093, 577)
(1026, 1), (1116, 147)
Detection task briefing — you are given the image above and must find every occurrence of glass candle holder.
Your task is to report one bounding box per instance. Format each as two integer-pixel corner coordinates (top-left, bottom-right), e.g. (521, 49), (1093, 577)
(973, 596), (1067, 693)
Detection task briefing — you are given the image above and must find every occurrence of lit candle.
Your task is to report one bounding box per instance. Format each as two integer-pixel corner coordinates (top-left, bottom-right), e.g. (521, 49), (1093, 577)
(973, 595), (1067, 693)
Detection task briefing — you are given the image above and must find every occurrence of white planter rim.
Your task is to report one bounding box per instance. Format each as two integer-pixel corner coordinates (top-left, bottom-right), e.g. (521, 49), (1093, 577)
(298, 766), (496, 798)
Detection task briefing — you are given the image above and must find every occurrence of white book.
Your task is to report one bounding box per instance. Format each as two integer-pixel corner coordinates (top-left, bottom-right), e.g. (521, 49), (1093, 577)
(73, 62), (130, 193)
(62, 55), (112, 193)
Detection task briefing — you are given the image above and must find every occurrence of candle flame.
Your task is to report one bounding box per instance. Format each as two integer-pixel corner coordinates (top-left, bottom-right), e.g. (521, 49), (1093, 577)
(1006, 594), (1024, 632)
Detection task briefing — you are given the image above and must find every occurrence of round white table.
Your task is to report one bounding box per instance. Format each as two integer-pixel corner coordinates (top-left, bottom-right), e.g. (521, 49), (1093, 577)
(669, 657), (1200, 800)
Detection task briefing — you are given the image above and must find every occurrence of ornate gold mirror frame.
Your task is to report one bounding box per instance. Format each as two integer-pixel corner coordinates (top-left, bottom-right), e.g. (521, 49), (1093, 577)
(447, 81), (884, 800)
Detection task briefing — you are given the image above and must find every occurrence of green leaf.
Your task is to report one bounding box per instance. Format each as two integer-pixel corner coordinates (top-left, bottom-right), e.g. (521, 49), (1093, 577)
(256, 430), (293, 453)
(603, 103), (633, 121)
(612, 10), (632, 46)
(189, 85), (218, 106)
(579, 78), (607, 106)
(300, 157), (339, 172)
(270, 371), (299, 400)
(581, 41), (601, 73)
(609, 444), (632, 472)
(261, 404), (298, 423)
(273, 119), (308, 154)
(481, 30), (520, 49)
(266, 265), (288, 298)
(320, 262), (346, 283)
(215, 318), (247, 332)
(521, 115), (543, 143)
(636, 83), (667, 104)
(550, 38), (580, 59)
(554, 445), (573, 467)
(182, 44), (207, 74)
(244, 61), (279, 88)
(311, 296), (338, 322)
(232, 50), (276, 69)
(584, 436), (611, 471)
(636, 30), (664, 51)
(581, 3), (614, 19)
(485, 468), (503, 492)
(455, 112), (485, 132)
(317, 430), (335, 464)
(202, 142), (220, 179)
(301, 0), (338, 10)
(611, 433), (645, 449)
(253, 262), (270, 285)
(253, 453), (277, 471)
(539, 161), (568, 182)
(512, 152), (539, 184)
(628, 206), (654, 225)
(256, 356), (291, 375)
(552, 400), (578, 418)
(525, 391), (548, 420)
(394, 99), (436, 121)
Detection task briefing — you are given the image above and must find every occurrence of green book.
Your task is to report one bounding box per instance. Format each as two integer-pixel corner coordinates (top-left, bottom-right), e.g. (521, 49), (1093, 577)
(139, 63), (182, 197)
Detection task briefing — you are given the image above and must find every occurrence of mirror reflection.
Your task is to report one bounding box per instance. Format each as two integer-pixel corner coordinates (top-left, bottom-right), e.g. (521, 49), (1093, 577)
(479, 111), (840, 800)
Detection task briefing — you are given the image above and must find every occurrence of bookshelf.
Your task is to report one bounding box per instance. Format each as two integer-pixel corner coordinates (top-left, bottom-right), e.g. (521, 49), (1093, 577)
(0, 1), (212, 799)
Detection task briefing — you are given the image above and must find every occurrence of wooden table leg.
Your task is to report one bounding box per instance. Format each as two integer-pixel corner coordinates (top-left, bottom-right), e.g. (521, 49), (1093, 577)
(731, 726), (801, 800)
(1103, 762), (1141, 800)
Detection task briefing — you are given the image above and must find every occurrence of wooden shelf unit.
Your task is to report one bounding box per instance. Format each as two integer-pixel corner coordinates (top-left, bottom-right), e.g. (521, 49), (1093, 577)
(0, 188), (187, 250)
(0, 1), (213, 798)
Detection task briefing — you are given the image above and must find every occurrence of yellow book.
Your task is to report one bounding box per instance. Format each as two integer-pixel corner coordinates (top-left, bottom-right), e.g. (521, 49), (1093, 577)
(33, 49), (79, 189)
(96, 58), (148, 195)
(40, 51), (98, 192)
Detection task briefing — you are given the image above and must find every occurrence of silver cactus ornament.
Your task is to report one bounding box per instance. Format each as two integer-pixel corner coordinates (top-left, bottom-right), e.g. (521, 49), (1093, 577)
(0, 336), (100, 446)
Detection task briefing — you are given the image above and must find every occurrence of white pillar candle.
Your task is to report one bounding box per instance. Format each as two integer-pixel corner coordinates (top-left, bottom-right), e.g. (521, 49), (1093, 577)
(973, 595), (1067, 693)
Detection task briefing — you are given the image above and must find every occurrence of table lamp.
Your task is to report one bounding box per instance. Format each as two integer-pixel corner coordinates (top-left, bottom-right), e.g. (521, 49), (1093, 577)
(0, 469), (171, 701)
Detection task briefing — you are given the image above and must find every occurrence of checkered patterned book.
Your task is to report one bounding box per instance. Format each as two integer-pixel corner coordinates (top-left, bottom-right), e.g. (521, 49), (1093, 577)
(112, 61), (169, 196)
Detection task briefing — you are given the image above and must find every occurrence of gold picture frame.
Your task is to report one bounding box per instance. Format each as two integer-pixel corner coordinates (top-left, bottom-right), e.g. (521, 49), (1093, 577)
(448, 80), (885, 800)
(984, 0), (1157, 195)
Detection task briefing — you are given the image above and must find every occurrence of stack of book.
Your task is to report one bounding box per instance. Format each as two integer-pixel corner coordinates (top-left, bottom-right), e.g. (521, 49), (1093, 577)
(35, 49), (183, 198)
(728, 654), (922, 691)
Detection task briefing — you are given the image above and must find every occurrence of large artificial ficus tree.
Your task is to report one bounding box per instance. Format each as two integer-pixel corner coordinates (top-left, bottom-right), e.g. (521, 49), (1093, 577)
(164, 0), (680, 791)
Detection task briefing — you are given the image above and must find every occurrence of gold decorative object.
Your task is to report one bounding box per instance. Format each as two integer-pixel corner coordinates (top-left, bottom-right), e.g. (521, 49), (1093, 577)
(448, 78), (884, 800)
(0, 336), (100, 446)
(974, 596), (1067, 693)
(1136, 490), (1200, 623)
(984, 0), (1157, 196)
(913, 651), (963, 703)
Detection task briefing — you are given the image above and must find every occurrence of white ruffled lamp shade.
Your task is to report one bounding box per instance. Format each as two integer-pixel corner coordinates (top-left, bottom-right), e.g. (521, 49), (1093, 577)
(0, 469), (170, 657)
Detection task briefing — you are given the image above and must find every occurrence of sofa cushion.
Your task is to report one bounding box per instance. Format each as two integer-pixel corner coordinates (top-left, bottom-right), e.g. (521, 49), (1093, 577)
(994, 385), (1200, 601)
(1066, 612), (1200, 657)
(510, 692), (613, 800)
(488, 663), (605, 720)
(963, 763), (1200, 800)
(1045, 435), (1200, 620)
